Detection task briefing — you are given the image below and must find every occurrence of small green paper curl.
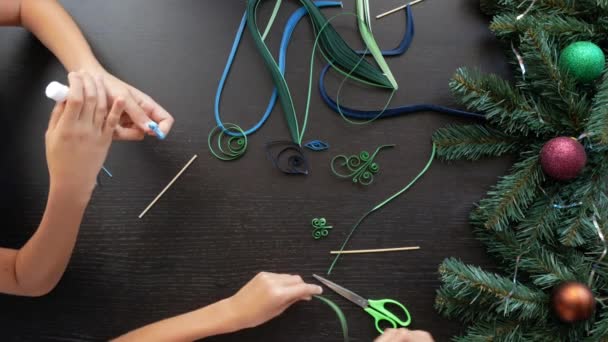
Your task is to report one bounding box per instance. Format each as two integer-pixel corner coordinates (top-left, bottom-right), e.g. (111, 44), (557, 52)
(312, 218), (333, 239)
(314, 295), (349, 342)
(208, 123), (248, 161)
(331, 144), (395, 185)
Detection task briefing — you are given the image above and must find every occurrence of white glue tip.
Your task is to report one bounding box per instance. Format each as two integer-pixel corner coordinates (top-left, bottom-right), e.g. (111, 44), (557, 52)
(45, 81), (69, 102)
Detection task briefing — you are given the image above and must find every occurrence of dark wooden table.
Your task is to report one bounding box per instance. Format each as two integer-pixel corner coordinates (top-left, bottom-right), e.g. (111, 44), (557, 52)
(0, 1), (512, 341)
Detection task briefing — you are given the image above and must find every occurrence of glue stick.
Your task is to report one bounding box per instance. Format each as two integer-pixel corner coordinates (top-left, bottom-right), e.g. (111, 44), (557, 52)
(45, 81), (69, 102)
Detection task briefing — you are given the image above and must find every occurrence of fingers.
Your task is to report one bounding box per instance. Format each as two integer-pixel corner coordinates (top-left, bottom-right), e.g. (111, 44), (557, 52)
(375, 329), (404, 342)
(374, 329), (434, 342)
(94, 76), (108, 128)
(48, 101), (66, 130)
(123, 95), (153, 134)
(60, 72), (84, 123)
(138, 92), (174, 136)
(80, 72), (98, 123)
(282, 283), (323, 303)
(113, 125), (145, 141)
(104, 98), (126, 136)
(284, 275), (304, 285)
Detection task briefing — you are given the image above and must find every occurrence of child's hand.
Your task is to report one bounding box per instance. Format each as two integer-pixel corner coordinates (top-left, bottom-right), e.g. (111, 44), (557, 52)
(225, 272), (323, 330)
(95, 70), (174, 141)
(374, 329), (434, 342)
(46, 71), (124, 198)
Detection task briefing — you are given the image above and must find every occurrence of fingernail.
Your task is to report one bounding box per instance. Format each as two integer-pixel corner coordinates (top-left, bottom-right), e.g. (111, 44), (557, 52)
(315, 286), (323, 294)
(147, 121), (166, 140)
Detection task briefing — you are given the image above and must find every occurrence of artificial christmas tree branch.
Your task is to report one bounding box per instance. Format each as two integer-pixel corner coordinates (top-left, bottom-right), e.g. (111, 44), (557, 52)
(438, 258), (548, 320)
(479, 152), (544, 231)
(433, 124), (520, 160)
(434, 1), (608, 338)
(587, 72), (608, 144)
(450, 68), (547, 135)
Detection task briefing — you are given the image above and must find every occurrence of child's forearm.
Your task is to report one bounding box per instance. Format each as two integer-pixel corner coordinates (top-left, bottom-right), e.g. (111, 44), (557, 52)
(11, 186), (89, 296)
(112, 299), (244, 342)
(11, 0), (104, 72)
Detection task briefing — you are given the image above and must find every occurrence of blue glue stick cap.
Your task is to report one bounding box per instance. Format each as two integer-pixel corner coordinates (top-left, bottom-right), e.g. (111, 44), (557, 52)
(148, 122), (166, 140)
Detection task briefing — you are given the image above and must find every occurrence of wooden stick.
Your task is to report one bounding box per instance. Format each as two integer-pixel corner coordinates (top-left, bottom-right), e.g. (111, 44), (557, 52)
(330, 246), (420, 255)
(376, 0), (425, 20)
(138, 155), (198, 219)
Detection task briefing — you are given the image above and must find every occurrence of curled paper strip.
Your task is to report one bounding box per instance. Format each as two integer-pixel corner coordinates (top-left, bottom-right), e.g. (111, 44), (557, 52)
(266, 141), (309, 175)
(312, 217), (333, 239)
(208, 123), (248, 161)
(305, 140), (330, 151)
(331, 144), (394, 185)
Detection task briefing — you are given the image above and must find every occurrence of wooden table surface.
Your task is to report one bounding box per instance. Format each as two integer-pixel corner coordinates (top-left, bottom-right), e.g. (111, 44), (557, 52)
(0, 1), (512, 341)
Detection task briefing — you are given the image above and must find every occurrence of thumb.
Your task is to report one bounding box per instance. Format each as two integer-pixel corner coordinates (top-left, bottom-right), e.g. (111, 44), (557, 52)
(284, 284), (323, 303)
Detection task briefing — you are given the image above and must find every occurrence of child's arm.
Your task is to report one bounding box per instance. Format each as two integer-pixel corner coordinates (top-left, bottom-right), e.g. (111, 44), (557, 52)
(112, 272), (323, 341)
(0, 0), (174, 140)
(0, 72), (123, 296)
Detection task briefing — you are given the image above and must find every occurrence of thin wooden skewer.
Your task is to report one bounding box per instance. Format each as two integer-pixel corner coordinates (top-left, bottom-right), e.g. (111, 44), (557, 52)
(376, 0), (425, 20)
(330, 246), (420, 255)
(138, 154), (198, 219)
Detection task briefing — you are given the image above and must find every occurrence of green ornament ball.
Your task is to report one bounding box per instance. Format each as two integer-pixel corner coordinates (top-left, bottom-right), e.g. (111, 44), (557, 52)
(559, 41), (605, 83)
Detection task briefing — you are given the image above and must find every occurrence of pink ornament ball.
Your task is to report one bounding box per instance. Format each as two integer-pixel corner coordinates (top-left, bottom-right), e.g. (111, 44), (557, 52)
(540, 137), (586, 181)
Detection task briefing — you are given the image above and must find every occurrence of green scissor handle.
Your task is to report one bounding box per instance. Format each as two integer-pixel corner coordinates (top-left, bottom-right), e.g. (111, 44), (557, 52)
(365, 299), (412, 334)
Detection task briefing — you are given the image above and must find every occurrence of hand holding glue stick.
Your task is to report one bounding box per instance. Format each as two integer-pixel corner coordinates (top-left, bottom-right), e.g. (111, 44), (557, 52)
(46, 80), (167, 140)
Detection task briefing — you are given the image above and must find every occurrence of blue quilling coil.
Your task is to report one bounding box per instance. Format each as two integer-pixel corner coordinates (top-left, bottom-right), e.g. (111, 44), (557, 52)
(305, 140), (330, 151)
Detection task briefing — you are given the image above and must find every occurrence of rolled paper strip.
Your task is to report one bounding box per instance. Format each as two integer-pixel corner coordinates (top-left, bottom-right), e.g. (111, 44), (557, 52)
(348, 155), (362, 169)
(312, 218), (326, 227)
(313, 228), (324, 239)
(311, 217), (332, 239)
(266, 141), (309, 175)
(359, 171), (373, 186)
(208, 123), (248, 161)
(305, 140), (330, 151)
(331, 145), (393, 186)
(45, 81), (69, 102)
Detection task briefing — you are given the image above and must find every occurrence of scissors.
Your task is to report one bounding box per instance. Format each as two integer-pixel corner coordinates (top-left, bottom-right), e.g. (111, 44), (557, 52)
(313, 274), (411, 334)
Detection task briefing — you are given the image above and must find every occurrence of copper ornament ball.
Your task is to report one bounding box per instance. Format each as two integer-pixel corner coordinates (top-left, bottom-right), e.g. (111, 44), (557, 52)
(551, 282), (596, 323)
(539, 137), (587, 181)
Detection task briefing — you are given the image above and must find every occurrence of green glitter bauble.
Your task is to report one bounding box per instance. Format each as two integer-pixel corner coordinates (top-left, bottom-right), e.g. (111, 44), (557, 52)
(559, 41), (605, 83)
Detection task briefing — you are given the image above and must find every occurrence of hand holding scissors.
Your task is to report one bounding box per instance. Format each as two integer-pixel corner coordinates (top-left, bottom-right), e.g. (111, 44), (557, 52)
(313, 274), (411, 334)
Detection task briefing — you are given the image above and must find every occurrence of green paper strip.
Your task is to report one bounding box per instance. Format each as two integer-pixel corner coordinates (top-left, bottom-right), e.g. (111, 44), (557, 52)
(315, 295), (349, 342)
(328, 143), (437, 274)
(261, 0), (282, 40)
(356, 0), (398, 90)
(208, 123), (248, 161)
(247, 0), (393, 145)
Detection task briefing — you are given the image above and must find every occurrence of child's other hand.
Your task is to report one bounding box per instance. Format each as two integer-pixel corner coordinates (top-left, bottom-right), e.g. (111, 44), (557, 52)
(95, 70), (174, 141)
(225, 272), (323, 330)
(374, 329), (434, 342)
(46, 71), (124, 199)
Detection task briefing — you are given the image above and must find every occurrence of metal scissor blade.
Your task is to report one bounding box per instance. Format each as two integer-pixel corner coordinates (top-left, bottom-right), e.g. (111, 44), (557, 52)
(312, 274), (368, 309)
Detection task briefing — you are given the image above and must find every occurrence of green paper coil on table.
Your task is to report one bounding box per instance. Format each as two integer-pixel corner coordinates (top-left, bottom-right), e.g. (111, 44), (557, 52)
(559, 41), (605, 83)
(331, 144), (395, 186)
(208, 123), (248, 161)
(312, 217), (333, 239)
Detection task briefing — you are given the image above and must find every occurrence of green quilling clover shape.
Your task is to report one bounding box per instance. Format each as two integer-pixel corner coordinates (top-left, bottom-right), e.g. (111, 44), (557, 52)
(312, 218), (333, 239)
